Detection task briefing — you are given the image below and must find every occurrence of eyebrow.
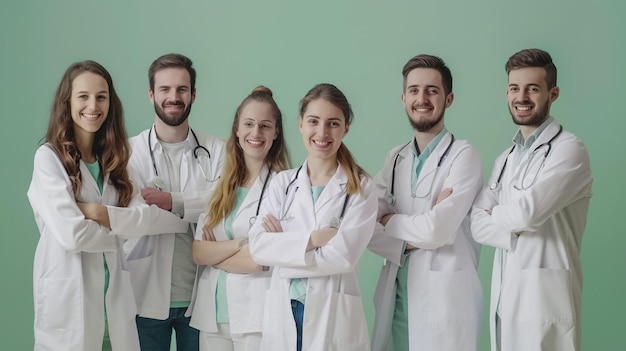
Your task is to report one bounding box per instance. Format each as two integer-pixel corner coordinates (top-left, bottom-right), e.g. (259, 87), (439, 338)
(407, 84), (440, 90)
(75, 90), (108, 95)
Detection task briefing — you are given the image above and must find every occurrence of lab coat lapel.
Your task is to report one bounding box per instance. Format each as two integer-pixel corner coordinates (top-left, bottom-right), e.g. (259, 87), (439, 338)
(416, 132), (453, 184)
(233, 166), (270, 220)
(314, 164), (347, 214)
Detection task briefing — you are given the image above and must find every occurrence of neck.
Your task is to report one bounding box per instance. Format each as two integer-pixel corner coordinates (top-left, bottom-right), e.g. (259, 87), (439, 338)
(244, 157), (265, 187)
(75, 132), (96, 163)
(413, 124), (444, 152)
(519, 125), (538, 141)
(306, 157), (337, 186)
(154, 118), (189, 143)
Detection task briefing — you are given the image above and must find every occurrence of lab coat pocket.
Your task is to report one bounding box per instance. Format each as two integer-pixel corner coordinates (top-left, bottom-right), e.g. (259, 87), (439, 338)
(316, 292), (369, 349)
(125, 255), (152, 304)
(35, 277), (83, 331)
(427, 268), (478, 325)
(227, 273), (271, 334)
(519, 268), (575, 324)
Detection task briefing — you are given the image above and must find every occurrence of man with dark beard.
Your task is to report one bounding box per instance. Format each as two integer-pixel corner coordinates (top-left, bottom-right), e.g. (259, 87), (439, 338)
(369, 54), (483, 351)
(124, 53), (225, 351)
(471, 49), (592, 351)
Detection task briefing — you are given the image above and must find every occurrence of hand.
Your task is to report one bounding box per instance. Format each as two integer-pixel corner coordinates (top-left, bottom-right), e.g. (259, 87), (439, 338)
(262, 215), (283, 233)
(202, 225), (216, 241)
(435, 187), (453, 205)
(141, 187), (173, 211)
(307, 227), (338, 250)
(77, 202), (110, 228)
(380, 213), (394, 226)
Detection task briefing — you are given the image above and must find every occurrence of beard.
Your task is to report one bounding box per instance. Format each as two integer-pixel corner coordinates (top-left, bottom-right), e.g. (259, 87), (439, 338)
(509, 99), (549, 127)
(154, 100), (192, 127)
(406, 103), (445, 132)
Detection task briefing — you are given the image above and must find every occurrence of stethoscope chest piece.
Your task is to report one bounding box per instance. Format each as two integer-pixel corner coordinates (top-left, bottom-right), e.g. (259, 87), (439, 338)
(153, 177), (165, 191)
(329, 217), (341, 229)
(387, 193), (396, 206)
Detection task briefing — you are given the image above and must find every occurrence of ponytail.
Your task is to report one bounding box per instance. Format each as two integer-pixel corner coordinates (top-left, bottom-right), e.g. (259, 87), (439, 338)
(336, 142), (368, 196)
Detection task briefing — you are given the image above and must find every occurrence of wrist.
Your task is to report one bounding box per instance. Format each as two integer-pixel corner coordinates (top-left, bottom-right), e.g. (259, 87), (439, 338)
(238, 237), (249, 250)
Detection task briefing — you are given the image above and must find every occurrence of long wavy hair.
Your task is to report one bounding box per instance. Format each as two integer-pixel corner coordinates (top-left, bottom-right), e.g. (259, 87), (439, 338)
(205, 86), (290, 228)
(45, 60), (133, 207)
(299, 83), (367, 196)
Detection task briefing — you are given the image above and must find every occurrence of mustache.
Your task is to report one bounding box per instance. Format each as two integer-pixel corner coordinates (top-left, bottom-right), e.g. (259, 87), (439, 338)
(164, 100), (185, 106)
(412, 102), (433, 109)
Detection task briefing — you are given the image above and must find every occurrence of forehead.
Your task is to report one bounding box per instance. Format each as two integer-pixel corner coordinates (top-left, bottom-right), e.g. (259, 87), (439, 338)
(72, 72), (108, 92)
(153, 67), (191, 87)
(239, 100), (275, 121)
(508, 67), (548, 87)
(303, 99), (345, 120)
(405, 68), (443, 87)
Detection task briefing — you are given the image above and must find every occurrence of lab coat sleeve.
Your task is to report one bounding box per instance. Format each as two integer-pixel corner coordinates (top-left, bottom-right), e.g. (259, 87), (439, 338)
(105, 187), (189, 239)
(490, 135), (592, 235)
(278, 178), (378, 278)
(27, 146), (117, 253)
(384, 144), (483, 249)
(470, 183), (516, 250)
(248, 174), (312, 268)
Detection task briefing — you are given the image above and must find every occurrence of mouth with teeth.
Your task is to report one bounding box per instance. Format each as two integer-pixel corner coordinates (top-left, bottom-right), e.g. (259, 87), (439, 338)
(312, 139), (332, 149)
(246, 139), (265, 147)
(514, 103), (534, 116)
(412, 104), (433, 114)
(81, 113), (102, 121)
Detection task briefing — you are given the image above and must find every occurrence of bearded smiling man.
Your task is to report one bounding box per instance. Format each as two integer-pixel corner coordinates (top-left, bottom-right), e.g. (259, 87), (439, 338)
(368, 54), (483, 351)
(123, 53), (225, 351)
(471, 48), (593, 351)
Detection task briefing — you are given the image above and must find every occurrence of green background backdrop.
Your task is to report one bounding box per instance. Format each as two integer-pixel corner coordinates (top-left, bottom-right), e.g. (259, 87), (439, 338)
(1, 1), (623, 349)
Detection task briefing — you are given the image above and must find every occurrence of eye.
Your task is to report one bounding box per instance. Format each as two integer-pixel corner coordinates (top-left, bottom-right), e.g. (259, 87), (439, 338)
(509, 86), (518, 93)
(78, 94), (88, 99)
(408, 87), (418, 94)
(260, 123), (272, 129)
(329, 121), (342, 127)
(97, 95), (108, 101)
(307, 119), (317, 125)
(528, 86), (540, 93)
(427, 88), (438, 95)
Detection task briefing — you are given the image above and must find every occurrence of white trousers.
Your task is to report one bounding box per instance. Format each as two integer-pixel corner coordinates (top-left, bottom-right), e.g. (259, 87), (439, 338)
(199, 323), (262, 351)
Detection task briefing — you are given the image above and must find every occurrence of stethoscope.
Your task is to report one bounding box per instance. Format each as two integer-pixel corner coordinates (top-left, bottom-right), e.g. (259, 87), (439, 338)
(280, 165), (351, 229)
(248, 173), (271, 228)
(489, 125), (563, 191)
(386, 134), (455, 206)
(148, 127), (219, 190)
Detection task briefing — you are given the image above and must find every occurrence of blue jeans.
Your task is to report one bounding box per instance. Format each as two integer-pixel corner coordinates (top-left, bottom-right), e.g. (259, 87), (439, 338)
(136, 307), (199, 351)
(291, 300), (304, 351)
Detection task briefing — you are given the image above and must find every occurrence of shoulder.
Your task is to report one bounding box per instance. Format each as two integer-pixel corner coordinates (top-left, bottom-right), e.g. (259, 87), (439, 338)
(33, 144), (60, 166)
(450, 138), (481, 160)
(129, 129), (150, 147)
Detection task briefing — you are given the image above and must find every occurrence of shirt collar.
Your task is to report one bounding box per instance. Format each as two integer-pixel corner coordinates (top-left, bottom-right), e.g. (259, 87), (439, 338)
(411, 127), (448, 161)
(512, 116), (554, 151)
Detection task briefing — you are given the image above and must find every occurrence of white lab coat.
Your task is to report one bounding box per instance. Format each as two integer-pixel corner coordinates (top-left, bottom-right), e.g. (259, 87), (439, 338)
(249, 161), (377, 351)
(28, 145), (187, 351)
(368, 132), (483, 351)
(471, 120), (592, 351)
(124, 126), (225, 319)
(189, 168), (273, 335)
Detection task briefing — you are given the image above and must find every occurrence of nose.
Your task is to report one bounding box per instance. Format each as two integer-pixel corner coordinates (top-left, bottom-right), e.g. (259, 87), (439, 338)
(87, 96), (97, 110)
(416, 90), (428, 104)
(252, 123), (262, 134)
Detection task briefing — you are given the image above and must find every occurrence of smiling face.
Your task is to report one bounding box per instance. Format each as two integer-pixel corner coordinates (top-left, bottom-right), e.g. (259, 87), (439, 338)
(70, 72), (109, 140)
(236, 100), (278, 163)
(506, 66), (559, 129)
(149, 67), (196, 126)
(402, 68), (453, 133)
(299, 98), (349, 162)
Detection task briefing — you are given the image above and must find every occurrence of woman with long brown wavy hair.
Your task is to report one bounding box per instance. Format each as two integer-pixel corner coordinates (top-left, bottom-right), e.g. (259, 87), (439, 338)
(27, 61), (186, 350)
(189, 86), (290, 351)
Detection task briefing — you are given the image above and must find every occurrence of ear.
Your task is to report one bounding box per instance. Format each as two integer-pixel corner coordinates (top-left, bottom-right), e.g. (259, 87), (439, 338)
(148, 89), (154, 103)
(299, 118), (303, 133)
(343, 123), (350, 137)
(191, 88), (197, 104)
(445, 92), (454, 107)
(401, 93), (406, 106)
(274, 128), (279, 140)
(549, 86), (559, 102)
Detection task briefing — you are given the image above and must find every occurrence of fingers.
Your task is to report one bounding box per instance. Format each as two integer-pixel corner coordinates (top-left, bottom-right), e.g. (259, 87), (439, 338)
(435, 188), (453, 205)
(202, 225), (216, 241)
(262, 215), (283, 232)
